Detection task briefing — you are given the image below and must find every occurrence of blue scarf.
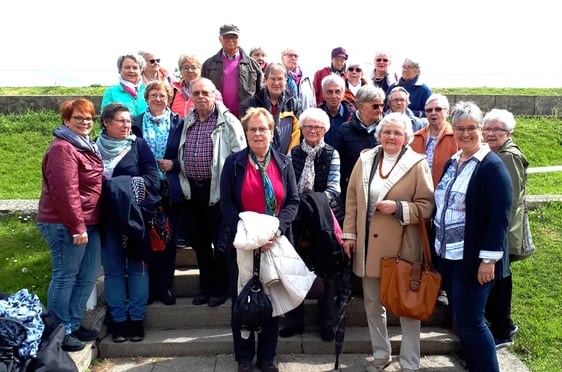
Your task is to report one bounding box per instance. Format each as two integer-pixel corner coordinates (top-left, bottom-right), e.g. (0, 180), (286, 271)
(53, 124), (100, 157)
(96, 133), (136, 160)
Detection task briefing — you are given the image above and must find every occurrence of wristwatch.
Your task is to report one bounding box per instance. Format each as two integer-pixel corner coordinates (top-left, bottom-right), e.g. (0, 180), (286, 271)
(481, 258), (497, 264)
(275, 229), (282, 237)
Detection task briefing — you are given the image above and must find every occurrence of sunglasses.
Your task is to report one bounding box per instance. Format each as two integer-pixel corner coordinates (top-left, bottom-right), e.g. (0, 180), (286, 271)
(372, 103), (385, 110)
(348, 67), (362, 73)
(376, 58), (389, 62)
(425, 107), (444, 113)
(149, 59), (161, 64)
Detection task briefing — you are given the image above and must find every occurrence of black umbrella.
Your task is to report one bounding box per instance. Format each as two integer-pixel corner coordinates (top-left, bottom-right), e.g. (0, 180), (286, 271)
(334, 256), (354, 370)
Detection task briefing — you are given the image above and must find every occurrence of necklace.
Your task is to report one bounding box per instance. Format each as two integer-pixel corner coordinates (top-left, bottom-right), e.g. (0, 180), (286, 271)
(378, 152), (400, 179)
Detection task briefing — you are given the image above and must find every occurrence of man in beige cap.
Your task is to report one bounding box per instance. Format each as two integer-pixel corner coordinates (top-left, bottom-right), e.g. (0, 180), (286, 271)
(201, 24), (263, 118)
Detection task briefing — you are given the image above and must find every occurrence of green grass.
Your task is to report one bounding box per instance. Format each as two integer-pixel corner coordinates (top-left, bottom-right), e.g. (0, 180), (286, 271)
(510, 202), (562, 372)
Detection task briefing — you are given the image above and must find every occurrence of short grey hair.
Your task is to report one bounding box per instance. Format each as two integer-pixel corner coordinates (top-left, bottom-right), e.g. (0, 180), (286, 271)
(356, 85), (385, 105)
(425, 94), (450, 111)
(450, 101), (483, 128)
(389, 86), (410, 104)
(402, 57), (420, 72)
(298, 107), (331, 132)
(117, 53), (146, 73)
(375, 112), (414, 145)
(483, 109), (516, 133)
(321, 73), (345, 92)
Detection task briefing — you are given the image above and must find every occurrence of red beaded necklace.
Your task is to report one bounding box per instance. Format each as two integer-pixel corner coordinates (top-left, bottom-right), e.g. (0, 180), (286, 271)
(378, 152), (400, 179)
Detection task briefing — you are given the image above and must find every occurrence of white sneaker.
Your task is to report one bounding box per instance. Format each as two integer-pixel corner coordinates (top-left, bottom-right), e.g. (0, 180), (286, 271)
(366, 357), (391, 372)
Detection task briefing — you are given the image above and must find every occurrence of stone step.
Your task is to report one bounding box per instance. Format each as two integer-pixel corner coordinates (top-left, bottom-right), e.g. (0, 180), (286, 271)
(175, 246), (196, 268)
(98, 326), (459, 359)
(145, 297), (453, 330)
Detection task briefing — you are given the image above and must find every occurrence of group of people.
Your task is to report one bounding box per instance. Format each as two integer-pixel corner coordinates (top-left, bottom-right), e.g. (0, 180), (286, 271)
(37, 22), (529, 372)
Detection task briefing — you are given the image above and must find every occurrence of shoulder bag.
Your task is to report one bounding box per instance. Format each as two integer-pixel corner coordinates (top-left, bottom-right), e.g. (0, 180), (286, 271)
(232, 249), (273, 336)
(379, 204), (442, 321)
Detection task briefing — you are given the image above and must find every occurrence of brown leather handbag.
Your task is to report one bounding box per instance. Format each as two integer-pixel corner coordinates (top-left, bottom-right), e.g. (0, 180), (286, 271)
(379, 205), (441, 321)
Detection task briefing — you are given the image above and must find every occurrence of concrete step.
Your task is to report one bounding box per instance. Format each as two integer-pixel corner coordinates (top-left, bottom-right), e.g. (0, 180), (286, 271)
(175, 247), (196, 268)
(144, 297), (453, 330)
(98, 326), (459, 359)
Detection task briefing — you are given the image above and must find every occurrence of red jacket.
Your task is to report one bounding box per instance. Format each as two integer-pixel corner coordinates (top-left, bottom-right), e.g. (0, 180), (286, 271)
(37, 138), (103, 234)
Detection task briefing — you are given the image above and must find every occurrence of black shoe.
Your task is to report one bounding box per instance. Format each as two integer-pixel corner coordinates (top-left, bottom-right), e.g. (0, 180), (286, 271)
(279, 323), (304, 337)
(495, 335), (514, 349)
(437, 290), (449, 306)
(238, 361), (253, 372)
(129, 319), (145, 342)
(508, 324), (519, 336)
(192, 294), (210, 305)
(161, 290), (176, 305)
(62, 334), (85, 352)
(320, 325), (335, 342)
(256, 361), (278, 372)
(112, 320), (129, 343)
(71, 326), (99, 341)
(208, 295), (227, 307)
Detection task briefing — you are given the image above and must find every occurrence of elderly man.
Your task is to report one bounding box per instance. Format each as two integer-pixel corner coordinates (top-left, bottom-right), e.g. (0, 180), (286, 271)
(385, 86), (424, 132)
(178, 77), (247, 307)
(387, 57), (432, 119)
(318, 73), (355, 146)
(201, 24), (263, 118)
(313, 47), (348, 105)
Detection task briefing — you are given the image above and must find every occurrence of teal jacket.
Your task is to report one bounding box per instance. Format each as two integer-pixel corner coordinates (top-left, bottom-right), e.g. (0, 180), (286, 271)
(101, 84), (148, 117)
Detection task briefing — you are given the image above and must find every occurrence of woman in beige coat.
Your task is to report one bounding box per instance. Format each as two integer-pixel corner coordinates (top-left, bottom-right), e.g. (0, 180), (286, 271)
(342, 112), (434, 372)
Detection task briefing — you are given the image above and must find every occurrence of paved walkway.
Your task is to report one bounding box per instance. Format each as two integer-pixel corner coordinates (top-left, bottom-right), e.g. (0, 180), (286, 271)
(87, 349), (528, 372)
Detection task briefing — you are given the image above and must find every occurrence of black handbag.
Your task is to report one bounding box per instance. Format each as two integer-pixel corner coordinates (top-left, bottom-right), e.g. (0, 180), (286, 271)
(232, 249), (273, 334)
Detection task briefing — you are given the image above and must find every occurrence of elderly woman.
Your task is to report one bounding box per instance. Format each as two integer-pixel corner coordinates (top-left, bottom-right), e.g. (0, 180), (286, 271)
(370, 51), (397, 93)
(343, 62), (369, 106)
(37, 99), (103, 352)
(342, 112), (435, 372)
(101, 53), (148, 117)
(332, 85), (385, 203)
(97, 103), (160, 343)
(169, 54), (202, 118)
(242, 62), (300, 155)
(249, 47), (269, 73)
(434, 102), (512, 371)
(132, 81), (185, 306)
(387, 58), (432, 119)
(385, 86), (424, 132)
(138, 50), (174, 86)
(280, 107), (342, 341)
(220, 107), (299, 372)
(483, 109), (528, 349)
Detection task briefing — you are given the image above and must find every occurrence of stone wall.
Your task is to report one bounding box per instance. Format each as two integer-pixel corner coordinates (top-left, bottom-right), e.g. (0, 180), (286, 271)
(1, 95), (562, 116)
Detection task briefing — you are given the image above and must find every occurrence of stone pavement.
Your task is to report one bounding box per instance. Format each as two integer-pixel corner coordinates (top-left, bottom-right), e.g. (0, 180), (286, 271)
(87, 349), (528, 372)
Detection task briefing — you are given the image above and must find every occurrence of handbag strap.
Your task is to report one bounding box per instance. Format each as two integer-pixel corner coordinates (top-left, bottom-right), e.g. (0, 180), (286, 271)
(252, 249), (261, 286)
(415, 204), (433, 270)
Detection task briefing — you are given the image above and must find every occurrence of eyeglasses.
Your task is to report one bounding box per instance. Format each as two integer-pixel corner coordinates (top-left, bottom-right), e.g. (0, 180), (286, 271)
(72, 116), (93, 123)
(391, 98), (407, 103)
(112, 118), (132, 125)
(181, 65), (200, 71)
(302, 125), (325, 132)
(149, 94), (168, 100)
(381, 130), (404, 137)
(348, 67), (362, 73)
(454, 126), (479, 134)
(402, 65), (417, 70)
(425, 107), (444, 113)
(284, 53), (299, 59)
(372, 103), (385, 110)
(149, 59), (161, 64)
(247, 127), (270, 134)
(376, 58), (389, 62)
(483, 127), (508, 134)
(192, 90), (213, 97)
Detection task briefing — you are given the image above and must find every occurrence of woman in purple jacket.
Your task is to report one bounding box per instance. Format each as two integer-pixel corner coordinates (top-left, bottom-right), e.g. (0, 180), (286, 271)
(37, 98), (104, 352)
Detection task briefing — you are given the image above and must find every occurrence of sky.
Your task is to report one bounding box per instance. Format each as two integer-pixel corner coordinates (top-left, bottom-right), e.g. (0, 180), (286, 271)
(2, 0), (560, 88)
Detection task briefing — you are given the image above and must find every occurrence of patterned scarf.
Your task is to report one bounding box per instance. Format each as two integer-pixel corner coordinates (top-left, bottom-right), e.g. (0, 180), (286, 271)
(250, 147), (277, 217)
(142, 109), (170, 179)
(298, 139), (325, 193)
(119, 76), (141, 98)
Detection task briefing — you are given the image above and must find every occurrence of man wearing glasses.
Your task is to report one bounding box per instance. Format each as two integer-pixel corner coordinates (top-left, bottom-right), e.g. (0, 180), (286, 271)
(201, 24), (263, 119)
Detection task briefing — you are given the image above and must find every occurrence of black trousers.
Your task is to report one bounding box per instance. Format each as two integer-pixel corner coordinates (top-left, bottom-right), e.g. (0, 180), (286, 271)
(485, 273), (515, 338)
(184, 181), (228, 297)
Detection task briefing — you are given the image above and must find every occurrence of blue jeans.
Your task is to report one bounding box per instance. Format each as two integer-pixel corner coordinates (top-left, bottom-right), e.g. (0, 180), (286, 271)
(101, 227), (148, 322)
(440, 259), (499, 372)
(37, 223), (101, 335)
